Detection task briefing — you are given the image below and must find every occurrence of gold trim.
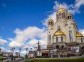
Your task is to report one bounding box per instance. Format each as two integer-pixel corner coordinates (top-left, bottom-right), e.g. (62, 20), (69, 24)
(53, 29), (65, 36)
(76, 31), (83, 37)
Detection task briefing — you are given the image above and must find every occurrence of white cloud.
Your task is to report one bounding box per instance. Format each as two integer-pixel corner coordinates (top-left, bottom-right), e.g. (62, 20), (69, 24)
(53, 1), (69, 10)
(75, 0), (84, 8)
(9, 26), (47, 49)
(0, 38), (7, 45)
(53, 1), (81, 14)
(9, 41), (24, 47)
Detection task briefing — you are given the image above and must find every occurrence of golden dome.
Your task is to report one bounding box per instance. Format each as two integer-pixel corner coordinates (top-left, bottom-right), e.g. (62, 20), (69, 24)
(54, 29), (65, 36)
(76, 31), (83, 37)
(58, 8), (65, 13)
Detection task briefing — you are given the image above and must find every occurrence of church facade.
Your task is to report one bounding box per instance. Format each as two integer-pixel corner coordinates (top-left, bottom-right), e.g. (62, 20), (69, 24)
(47, 8), (84, 57)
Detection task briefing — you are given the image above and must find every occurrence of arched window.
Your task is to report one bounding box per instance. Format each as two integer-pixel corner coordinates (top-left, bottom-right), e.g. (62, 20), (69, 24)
(50, 22), (53, 26)
(61, 36), (63, 42)
(48, 22), (51, 25)
(62, 13), (63, 18)
(56, 45), (59, 49)
(59, 13), (62, 19)
(68, 16), (69, 19)
(48, 21), (53, 26)
(69, 30), (73, 42)
(81, 38), (83, 43)
(57, 14), (59, 20)
(56, 37), (58, 42)
(70, 16), (72, 19)
(61, 45), (64, 49)
(82, 46), (84, 49)
(62, 12), (65, 18)
(68, 15), (72, 20)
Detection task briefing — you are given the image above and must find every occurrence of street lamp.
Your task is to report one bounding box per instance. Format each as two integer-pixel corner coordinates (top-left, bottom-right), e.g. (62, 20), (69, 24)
(25, 48), (28, 59)
(10, 48), (15, 62)
(26, 48), (28, 55)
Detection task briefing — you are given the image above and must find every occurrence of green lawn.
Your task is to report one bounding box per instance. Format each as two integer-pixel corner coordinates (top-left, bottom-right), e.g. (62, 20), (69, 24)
(25, 58), (84, 62)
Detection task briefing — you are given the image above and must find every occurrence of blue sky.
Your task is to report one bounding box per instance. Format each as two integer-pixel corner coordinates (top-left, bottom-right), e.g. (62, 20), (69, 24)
(0, 0), (84, 54)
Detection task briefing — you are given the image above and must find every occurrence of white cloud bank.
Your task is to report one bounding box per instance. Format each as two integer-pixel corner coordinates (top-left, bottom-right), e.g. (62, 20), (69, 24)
(9, 26), (47, 49)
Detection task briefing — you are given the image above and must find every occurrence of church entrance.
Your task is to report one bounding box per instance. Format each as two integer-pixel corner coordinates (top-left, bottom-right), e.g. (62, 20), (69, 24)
(42, 53), (48, 58)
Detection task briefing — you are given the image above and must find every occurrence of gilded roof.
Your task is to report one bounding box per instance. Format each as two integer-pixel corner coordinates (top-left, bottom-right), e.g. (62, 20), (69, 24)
(54, 29), (65, 36)
(76, 31), (83, 37)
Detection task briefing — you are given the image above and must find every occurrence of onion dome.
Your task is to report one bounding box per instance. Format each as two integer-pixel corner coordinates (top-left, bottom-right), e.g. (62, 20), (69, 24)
(76, 31), (83, 37)
(57, 8), (66, 13)
(54, 29), (65, 36)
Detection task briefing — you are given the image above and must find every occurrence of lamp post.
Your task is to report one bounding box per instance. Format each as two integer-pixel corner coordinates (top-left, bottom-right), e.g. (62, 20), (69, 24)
(19, 48), (21, 57)
(10, 47), (15, 62)
(25, 47), (28, 59)
(26, 48), (28, 55)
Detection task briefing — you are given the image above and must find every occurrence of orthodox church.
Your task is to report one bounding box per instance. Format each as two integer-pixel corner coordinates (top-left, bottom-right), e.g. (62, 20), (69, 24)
(46, 7), (84, 57)
(28, 7), (84, 58)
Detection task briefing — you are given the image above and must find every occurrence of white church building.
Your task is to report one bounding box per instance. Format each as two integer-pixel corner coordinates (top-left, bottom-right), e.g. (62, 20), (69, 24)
(46, 7), (84, 57)
(28, 7), (84, 58)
